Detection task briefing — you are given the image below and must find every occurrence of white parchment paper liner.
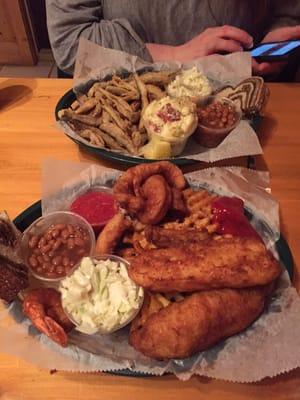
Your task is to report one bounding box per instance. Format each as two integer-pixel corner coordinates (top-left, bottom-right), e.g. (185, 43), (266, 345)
(56, 38), (263, 163)
(1, 159), (299, 382)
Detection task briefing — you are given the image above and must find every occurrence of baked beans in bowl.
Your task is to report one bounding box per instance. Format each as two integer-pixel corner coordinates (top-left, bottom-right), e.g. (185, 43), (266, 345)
(21, 211), (95, 282)
(195, 96), (242, 148)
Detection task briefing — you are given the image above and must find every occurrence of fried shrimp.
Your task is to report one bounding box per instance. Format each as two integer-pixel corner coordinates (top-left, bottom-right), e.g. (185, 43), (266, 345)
(113, 161), (187, 224)
(95, 212), (131, 255)
(23, 288), (73, 347)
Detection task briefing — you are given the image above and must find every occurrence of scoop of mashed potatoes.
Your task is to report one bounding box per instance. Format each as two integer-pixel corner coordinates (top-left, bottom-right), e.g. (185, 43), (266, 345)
(143, 96), (197, 141)
(167, 67), (212, 99)
(142, 96), (198, 157)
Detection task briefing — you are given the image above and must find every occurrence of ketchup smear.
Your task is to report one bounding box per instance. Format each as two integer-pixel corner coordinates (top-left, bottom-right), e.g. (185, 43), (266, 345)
(70, 190), (116, 232)
(211, 197), (260, 239)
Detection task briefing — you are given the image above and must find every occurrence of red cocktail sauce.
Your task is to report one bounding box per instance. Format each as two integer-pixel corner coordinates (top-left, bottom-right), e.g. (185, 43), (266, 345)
(70, 190), (117, 233)
(211, 197), (260, 240)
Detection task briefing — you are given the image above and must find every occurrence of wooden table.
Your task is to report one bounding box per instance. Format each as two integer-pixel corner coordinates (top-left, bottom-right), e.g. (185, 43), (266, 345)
(0, 77), (299, 400)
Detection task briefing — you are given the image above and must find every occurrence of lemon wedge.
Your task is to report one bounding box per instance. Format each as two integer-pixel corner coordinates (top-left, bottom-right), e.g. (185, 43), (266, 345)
(141, 138), (171, 159)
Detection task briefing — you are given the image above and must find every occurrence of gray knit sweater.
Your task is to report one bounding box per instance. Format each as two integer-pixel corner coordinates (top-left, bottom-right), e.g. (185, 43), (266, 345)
(46, 0), (300, 73)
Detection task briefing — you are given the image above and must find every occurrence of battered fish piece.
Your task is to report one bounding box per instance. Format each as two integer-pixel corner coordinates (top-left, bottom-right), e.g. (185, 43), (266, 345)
(129, 286), (270, 360)
(128, 236), (281, 292)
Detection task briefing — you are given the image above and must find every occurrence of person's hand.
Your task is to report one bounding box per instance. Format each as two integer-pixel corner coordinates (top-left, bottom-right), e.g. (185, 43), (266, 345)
(176, 25), (253, 62)
(147, 25), (253, 63)
(262, 25), (300, 43)
(252, 25), (300, 76)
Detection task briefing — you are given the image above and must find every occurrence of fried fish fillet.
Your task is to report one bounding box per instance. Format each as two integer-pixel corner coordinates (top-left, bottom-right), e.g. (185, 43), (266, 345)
(129, 286), (270, 360)
(127, 236), (281, 292)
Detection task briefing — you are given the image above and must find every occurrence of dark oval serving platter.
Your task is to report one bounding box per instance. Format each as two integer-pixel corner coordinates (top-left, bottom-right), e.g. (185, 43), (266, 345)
(55, 78), (262, 167)
(13, 200), (294, 377)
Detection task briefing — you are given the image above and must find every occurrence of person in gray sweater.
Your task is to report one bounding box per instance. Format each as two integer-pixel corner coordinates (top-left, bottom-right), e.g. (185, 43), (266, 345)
(46, 0), (300, 78)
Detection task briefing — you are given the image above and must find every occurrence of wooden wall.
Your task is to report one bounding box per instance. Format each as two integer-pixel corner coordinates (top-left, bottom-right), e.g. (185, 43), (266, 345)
(0, 0), (37, 65)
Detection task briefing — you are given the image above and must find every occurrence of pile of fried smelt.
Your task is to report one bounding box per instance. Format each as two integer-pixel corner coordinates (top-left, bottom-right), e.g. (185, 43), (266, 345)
(58, 71), (176, 155)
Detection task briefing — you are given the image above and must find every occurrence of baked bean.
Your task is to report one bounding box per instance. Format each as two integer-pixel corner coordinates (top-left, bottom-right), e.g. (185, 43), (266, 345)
(56, 265), (64, 275)
(48, 251), (55, 258)
(61, 229), (70, 240)
(53, 223), (65, 231)
(28, 235), (39, 249)
(33, 248), (41, 255)
(74, 237), (85, 247)
(67, 224), (74, 235)
(36, 267), (43, 274)
(67, 238), (75, 250)
(51, 229), (60, 238)
(43, 254), (51, 262)
(42, 262), (51, 270)
(48, 264), (55, 273)
(38, 236), (47, 248)
(62, 256), (70, 267)
(45, 231), (53, 241)
(74, 232), (83, 240)
(52, 239), (62, 251)
(37, 255), (44, 265)
(29, 255), (38, 268)
(41, 244), (52, 254)
(52, 255), (62, 266)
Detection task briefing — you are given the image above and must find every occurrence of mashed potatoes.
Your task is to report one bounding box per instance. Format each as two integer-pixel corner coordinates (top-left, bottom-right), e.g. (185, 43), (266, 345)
(167, 67), (212, 99)
(142, 96), (197, 157)
(143, 96), (197, 140)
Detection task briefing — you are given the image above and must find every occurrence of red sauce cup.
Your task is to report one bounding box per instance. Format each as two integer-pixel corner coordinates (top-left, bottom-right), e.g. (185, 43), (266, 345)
(69, 186), (117, 234)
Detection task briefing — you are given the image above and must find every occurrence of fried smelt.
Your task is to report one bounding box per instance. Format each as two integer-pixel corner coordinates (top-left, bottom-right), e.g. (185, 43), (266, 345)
(100, 122), (137, 154)
(74, 98), (98, 114)
(58, 109), (101, 127)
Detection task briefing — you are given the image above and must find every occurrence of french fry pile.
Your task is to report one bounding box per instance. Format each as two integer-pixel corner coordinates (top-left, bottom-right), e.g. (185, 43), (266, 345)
(58, 70), (177, 155)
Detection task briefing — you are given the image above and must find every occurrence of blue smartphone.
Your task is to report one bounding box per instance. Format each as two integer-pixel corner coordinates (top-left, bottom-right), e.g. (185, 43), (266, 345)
(251, 40), (300, 62)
